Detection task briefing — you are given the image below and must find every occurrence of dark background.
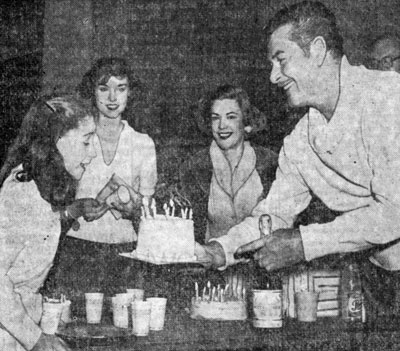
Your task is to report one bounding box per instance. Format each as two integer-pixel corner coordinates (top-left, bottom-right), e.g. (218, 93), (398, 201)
(1, 0), (400, 335)
(2, 0), (399, 171)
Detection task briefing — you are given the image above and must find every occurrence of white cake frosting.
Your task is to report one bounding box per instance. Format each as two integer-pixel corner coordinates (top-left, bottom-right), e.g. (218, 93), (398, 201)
(135, 214), (196, 263)
(190, 281), (248, 321)
(190, 297), (247, 320)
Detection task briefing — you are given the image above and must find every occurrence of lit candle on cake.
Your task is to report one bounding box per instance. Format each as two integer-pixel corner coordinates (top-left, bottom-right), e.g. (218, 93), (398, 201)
(231, 274), (238, 299)
(150, 198), (157, 217)
(169, 199), (175, 217)
(142, 197), (150, 217)
(224, 284), (230, 299)
(212, 287), (217, 301)
(195, 282), (199, 301)
(163, 203), (169, 218)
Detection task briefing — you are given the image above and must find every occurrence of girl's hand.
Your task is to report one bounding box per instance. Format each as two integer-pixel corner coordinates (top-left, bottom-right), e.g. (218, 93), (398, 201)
(110, 199), (141, 220)
(66, 198), (108, 222)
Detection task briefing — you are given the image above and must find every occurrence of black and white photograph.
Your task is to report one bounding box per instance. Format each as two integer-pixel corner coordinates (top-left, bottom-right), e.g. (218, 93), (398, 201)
(1, 0), (400, 350)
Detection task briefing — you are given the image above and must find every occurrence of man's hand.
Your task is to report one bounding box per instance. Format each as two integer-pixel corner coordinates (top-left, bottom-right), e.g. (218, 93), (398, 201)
(32, 333), (71, 351)
(195, 242), (226, 269)
(66, 198), (108, 222)
(235, 228), (305, 271)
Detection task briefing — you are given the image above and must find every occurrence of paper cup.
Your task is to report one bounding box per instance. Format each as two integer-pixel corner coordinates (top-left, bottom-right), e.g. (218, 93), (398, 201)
(40, 302), (63, 334)
(131, 300), (151, 336)
(60, 300), (72, 324)
(147, 297), (167, 331)
(126, 288), (144, 302)
(252, 289), (283, 328)
(112, 296), (129, 329)
(85, 293), (104, 324)
(295, 291), (319, 322)
(115, 293), (132, 304)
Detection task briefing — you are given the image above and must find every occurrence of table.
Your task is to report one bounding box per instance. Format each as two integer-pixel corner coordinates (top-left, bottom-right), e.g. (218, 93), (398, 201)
(64, 311), (365, 351)
(61, 262), (400, 350)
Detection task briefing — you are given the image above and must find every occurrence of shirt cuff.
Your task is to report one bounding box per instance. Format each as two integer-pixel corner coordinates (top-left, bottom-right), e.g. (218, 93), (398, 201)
(299, 223), (341, 261)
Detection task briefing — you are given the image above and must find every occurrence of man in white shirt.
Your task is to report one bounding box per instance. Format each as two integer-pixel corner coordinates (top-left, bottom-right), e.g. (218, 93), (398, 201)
(196, 1), (400, 321)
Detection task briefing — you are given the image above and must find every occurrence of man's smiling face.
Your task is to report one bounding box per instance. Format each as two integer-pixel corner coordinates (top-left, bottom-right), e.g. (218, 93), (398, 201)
(268, 24), (318, 108)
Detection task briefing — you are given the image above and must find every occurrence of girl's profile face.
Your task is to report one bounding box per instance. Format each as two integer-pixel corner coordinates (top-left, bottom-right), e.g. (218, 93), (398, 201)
(211, 99), (245, 151)
(56, 116), (97, 180)
(95, 76), (129, 119)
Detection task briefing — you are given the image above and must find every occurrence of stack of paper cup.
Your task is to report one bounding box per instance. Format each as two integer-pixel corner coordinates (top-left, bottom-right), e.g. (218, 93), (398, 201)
(85, 293), (104, 324)
(131, 300), (151, 336)
(112, 294), (130, 328)
(40, 302), (63, 334)
(147, 297), (167, 331)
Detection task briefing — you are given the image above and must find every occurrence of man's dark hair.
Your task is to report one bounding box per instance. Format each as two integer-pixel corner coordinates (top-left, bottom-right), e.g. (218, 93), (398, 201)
(266, 1), (343, 59)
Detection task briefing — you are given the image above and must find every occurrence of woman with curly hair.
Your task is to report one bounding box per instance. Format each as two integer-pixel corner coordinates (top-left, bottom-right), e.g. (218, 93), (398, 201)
(180, 85), (278, 244)
(179, 85), (278, 294)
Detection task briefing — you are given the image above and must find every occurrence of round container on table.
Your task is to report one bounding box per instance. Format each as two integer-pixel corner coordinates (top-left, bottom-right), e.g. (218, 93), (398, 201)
(252, 289), (283, 328)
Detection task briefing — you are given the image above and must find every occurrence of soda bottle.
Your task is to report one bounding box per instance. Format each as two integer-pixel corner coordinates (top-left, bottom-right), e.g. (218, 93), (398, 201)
(340, 263), (365, 322)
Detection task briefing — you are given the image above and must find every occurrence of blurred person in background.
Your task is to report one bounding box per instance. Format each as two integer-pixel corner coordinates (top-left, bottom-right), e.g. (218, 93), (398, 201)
(369, 32), (400, 72)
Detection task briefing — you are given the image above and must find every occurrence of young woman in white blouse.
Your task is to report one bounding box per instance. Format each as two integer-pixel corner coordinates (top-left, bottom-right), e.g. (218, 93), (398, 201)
(52, 57), (157, 296)
(0, 96), (102, 351)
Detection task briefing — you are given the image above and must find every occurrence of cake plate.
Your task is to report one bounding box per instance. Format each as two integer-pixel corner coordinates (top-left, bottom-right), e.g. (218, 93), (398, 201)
(119, 250), (203, 265)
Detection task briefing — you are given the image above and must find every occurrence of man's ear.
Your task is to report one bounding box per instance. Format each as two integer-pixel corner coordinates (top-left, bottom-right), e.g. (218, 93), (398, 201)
(310, 36), (327, 66)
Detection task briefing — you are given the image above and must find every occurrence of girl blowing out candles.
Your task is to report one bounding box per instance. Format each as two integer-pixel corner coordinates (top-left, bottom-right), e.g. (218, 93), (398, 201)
(0, 96), (103, 351)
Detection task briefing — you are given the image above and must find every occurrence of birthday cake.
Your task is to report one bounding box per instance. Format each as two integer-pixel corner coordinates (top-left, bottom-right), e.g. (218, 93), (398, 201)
(190, 299), (247, 321)
(135, 201), (195, 263)
(190, 282), (248, 321)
